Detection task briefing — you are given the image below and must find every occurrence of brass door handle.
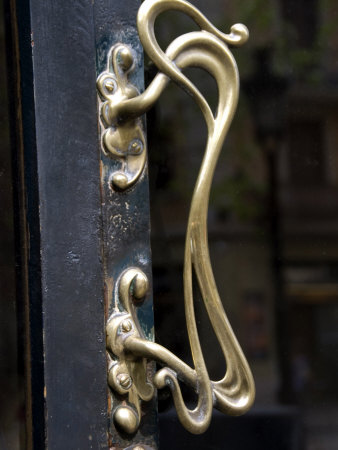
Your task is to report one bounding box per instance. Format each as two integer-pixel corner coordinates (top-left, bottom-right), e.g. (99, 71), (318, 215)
(97, 0), (255, 436)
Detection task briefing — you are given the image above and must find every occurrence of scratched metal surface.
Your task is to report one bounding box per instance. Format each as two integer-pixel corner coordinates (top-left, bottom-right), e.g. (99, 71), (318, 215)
(94, 1), (158, 448)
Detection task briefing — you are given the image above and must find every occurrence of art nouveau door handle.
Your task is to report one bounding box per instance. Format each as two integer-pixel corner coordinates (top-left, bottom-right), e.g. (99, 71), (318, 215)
(97, 0), (255, 436)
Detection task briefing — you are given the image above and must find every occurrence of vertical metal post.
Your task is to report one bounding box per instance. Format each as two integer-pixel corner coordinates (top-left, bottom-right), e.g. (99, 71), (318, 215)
(94, 1), (158, 447)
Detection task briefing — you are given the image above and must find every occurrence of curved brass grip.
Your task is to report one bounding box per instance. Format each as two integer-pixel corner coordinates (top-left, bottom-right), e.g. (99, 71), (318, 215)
(98, 0), (255, 436)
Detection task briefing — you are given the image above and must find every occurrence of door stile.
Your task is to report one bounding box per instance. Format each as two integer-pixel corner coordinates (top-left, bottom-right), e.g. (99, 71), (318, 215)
(8, 0), (109, 448)
(94, 1), (158, 448)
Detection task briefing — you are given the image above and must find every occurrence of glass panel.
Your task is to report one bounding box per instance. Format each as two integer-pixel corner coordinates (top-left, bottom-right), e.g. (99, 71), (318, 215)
(149, 1), (338, 448)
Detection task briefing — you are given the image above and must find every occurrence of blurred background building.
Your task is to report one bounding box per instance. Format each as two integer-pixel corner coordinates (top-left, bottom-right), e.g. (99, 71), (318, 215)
(1, 0), (338, 448)
(148, 0), (338, 448)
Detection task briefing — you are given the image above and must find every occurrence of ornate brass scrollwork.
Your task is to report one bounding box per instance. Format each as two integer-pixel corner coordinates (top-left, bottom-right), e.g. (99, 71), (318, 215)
(100, 0), (255, 436)
(97, 45), (147, 190)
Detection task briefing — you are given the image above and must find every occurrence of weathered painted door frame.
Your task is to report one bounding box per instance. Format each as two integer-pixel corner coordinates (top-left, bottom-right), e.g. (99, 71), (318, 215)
(7, 0), (155, 448)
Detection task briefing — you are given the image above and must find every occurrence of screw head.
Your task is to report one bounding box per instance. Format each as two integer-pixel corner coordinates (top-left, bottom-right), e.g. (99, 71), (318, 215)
(128, 138), (144, 155)
(121, 320), (132, 333)
(104, 78), (116, 93)
(118, 373), (132, 389)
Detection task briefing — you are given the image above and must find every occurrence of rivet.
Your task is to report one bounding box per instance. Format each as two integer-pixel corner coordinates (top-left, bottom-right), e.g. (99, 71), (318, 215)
(114, 405), (139, 434)
(118, 47), (133, 71)
(110, 172), (128, 190)
(121, 320), (132, 332)
(133, 273), (149, 300)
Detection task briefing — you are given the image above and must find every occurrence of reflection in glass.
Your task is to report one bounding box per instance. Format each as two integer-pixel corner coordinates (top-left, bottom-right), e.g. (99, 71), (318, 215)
(149, 1), (338, 448)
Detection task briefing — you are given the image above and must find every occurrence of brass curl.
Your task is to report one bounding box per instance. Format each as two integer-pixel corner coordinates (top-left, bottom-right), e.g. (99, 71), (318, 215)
(103, 0), (255, 435)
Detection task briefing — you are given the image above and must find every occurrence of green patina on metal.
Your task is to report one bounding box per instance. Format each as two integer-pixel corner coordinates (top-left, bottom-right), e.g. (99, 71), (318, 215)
(94, 0), (157, 448)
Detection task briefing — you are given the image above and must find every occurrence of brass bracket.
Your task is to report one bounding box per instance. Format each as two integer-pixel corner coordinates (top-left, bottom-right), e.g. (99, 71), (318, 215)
(106, 269), (154, 435)
(97, 45), (146, 190)
(99, 0), (255, 437)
